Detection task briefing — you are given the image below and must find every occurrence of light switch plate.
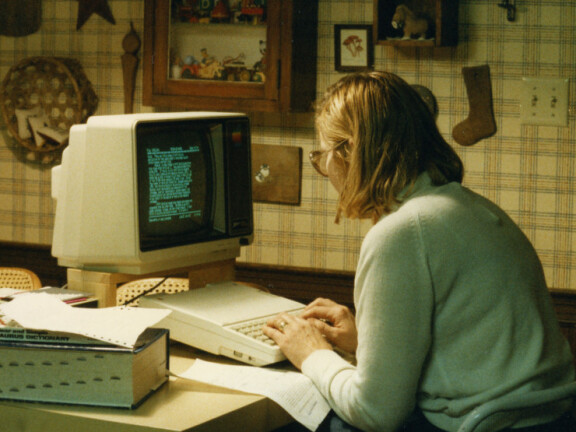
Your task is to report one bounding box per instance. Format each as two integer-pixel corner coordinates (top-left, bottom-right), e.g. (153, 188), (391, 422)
(520, 77), (569, 126)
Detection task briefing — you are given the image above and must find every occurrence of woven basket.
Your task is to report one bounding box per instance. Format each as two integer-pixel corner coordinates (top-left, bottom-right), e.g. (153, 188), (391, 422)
(0, 56), (98, 157)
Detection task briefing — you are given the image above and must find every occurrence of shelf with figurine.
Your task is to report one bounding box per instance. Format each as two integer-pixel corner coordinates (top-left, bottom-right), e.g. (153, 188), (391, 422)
(172, 0), (266, 25)
(170, 1), (267, 83)
(373, 0), (458, 47)
(143, 0), (318, 112)
(169, 24), (266, 84)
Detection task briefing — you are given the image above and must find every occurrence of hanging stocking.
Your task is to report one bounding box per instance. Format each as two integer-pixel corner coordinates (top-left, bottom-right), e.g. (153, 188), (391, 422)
(452, 65), (497, 146)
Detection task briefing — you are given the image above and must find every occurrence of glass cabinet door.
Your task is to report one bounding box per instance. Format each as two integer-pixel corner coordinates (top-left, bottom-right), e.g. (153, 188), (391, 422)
(169, 1), (268, 84)
(144, 0), (317, 112)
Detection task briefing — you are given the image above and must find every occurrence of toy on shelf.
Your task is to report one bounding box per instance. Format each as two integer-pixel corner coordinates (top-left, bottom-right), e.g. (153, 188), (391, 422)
(172, 38), (266, 83)
(173, 0), (266, 25)
(374, 0), (458, 47)
(391, 4), (431, 40)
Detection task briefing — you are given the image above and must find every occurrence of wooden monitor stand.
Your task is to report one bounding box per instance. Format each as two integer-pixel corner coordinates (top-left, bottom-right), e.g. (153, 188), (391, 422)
(66, 259), (236, 307)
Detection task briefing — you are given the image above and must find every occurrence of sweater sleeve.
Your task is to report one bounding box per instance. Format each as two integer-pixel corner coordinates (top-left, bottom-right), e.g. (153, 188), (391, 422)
(302, 209), (434, 432)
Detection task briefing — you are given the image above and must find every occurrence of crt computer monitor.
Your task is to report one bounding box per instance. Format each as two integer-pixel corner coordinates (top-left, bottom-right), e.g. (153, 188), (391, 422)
(51, 112), (253, 275)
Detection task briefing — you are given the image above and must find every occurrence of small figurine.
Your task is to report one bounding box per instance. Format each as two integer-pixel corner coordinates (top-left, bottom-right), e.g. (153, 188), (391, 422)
(241, 0), (265, 24)
(222, 53), (247, 81)
(200, 48), (216, 66)
(180, 56), (199, 79)
(196, 0), (213, 23)
(251, 40), (266, 82)
(391, 4), (430, 40)
(211, 0), (230, 22)
(253, 40), (266, 71)
(197, 48), (223, 79)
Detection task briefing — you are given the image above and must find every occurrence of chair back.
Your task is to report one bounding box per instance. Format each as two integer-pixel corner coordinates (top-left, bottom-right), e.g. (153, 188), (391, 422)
(116, 277), (189, 306)
(0, 267), (42, 290)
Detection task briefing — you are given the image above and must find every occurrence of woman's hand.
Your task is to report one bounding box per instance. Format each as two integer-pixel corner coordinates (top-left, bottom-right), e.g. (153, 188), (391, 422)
(301, 298), (358, 354)
(263, 313), (332, 370)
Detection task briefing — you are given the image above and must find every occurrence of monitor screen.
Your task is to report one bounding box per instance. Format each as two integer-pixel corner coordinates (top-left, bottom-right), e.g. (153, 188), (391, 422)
(136, 120), (215, 251)
(51, 112), (253, 275)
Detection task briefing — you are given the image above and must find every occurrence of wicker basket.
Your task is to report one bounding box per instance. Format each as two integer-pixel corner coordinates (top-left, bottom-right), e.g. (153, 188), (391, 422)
(0, 56), (98, 157)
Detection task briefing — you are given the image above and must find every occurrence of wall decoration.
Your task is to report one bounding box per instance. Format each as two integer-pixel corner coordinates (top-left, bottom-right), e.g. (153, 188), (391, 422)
(121, 22), (141, 114)
(143, 0), (317, 112)
(334, 24), (374, 72)
(373, 0), (458, 47)
(452, 65), (497, 146)
(0, 0), (41, 37)
(498, 0), (516, 22)
(251, 144), (302, 205)
(76, 0), (116, 30)
(0, 57), (98, 164)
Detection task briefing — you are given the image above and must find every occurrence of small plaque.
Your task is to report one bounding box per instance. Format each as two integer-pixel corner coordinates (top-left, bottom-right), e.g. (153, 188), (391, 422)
(251, 144), (302, 205)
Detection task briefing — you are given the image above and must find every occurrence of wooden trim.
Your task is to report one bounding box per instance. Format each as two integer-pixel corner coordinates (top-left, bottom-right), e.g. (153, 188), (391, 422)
(236, 262), (576, 367)
(236, 262), (576, 312)
(2, 241), (575, 308)
(235, 262), (355, 307)
(0, 242), (66, 287)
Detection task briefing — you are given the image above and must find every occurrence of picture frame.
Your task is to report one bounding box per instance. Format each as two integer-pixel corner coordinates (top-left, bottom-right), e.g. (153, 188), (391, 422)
(334, 24), (374, 72)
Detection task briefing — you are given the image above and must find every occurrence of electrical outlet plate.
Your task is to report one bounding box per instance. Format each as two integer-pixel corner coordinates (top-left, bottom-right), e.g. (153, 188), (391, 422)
(520, 77), (569, 126)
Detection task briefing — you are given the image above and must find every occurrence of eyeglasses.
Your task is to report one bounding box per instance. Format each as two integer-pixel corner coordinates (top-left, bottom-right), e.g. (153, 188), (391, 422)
(309, 149), (329, 177)
(309, 141), (348, 177)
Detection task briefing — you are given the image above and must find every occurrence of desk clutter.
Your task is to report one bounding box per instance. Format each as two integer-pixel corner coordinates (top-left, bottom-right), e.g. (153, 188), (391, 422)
(0, 285), (332, 430)
(0, 292), (170, 408)
(0, 286), (98, 307)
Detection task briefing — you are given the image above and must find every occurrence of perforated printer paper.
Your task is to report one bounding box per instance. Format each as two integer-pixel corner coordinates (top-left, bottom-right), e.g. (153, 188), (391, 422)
(0, 293), (170, 348)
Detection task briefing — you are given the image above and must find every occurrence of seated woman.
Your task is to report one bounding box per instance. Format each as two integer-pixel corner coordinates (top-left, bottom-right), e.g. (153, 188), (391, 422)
(264, 71), (575, 432)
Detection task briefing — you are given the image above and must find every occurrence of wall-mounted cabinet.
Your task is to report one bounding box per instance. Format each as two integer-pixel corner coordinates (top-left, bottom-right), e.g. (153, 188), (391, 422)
(143, 0), (318, 112)
(374, 0), (458, 47)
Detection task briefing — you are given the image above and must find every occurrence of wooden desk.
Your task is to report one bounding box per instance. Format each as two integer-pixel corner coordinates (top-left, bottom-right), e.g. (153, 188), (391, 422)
(0, 343), (294, 432)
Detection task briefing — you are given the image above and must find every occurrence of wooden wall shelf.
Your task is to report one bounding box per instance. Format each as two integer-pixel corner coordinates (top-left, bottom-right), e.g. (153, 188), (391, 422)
(143, 0), (318, 113)
(374, 0), (458, 47)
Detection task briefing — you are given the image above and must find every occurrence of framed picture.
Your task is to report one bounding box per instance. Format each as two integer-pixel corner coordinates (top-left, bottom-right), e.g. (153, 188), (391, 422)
(334, 24), (374, 72)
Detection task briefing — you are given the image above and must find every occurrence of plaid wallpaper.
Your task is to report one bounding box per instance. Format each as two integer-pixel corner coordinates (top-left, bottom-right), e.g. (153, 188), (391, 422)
(1, 1), (575, 291)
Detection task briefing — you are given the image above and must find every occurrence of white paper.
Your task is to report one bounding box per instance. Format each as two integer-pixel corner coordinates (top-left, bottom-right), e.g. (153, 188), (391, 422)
(0, 288), (25, 298)
(0, 293), (171, 348)
(177, 359), (330, 431)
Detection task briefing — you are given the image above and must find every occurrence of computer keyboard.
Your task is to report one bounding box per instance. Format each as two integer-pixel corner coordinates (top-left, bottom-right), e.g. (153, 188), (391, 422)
(139, 282), (306, 366)
(230, 317), (277, 346)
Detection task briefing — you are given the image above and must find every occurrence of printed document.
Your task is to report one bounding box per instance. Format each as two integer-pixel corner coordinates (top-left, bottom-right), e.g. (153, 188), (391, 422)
(0, 293), (170, 348)
(177, 359), (330, 431)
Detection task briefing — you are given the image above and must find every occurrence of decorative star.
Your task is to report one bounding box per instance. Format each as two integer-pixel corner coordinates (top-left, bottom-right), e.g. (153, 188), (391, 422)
(76, 0), (116, 31)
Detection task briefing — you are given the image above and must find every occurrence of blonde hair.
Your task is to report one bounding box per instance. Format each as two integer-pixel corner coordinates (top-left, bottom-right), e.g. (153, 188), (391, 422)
(315, 71), (463, 222)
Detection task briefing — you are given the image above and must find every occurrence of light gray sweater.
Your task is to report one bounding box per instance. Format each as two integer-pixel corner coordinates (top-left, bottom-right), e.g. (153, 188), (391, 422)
(302, 173), (574, 432)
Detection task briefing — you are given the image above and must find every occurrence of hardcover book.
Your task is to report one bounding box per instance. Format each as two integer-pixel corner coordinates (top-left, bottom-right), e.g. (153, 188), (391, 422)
(0, 327), (169, 408)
